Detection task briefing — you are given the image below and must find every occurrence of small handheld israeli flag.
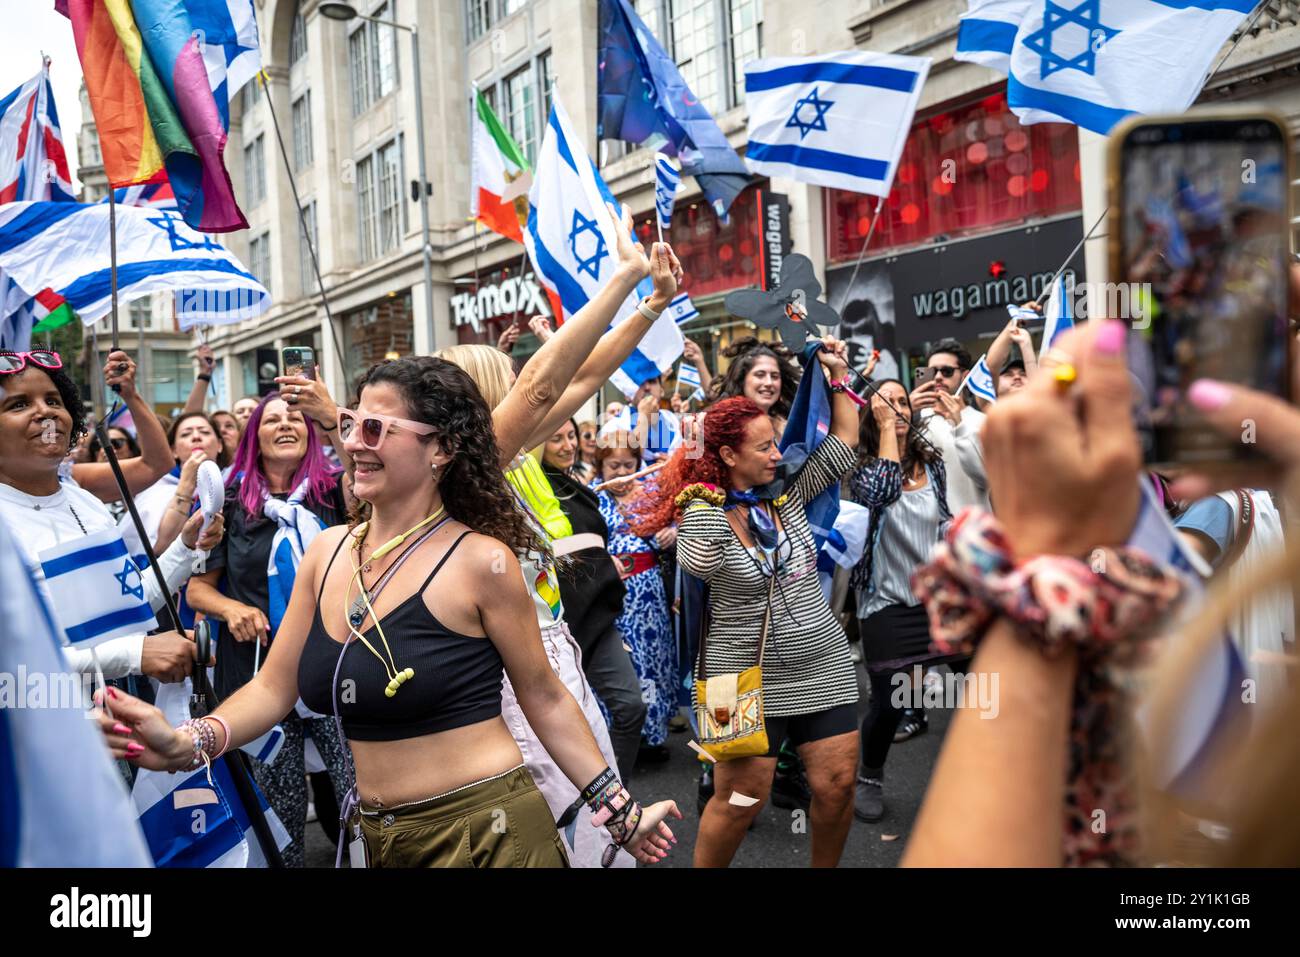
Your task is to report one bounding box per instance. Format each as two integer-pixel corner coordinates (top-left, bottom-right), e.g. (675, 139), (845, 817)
(679, 362), (702, 391)
(1006, 302), (1038, 324)
(37, 526), (157, 650)
(666, 292), (699, 325)
(653, 152), (681, 235)
(1041, 274), (1075, 349)
(960, 354), (998, 403)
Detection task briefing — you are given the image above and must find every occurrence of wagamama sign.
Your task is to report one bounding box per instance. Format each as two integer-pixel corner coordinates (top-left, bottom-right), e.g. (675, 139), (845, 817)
(451, 275), (550, 333)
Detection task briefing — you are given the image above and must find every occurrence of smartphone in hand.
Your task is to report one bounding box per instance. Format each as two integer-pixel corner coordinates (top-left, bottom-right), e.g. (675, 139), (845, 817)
(281, 346), (317, 381)
(1108, 108), (1292, 477)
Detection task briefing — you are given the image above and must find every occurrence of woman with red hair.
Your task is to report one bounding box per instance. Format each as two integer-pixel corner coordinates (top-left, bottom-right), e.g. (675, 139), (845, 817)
(634, 339), (861, 867)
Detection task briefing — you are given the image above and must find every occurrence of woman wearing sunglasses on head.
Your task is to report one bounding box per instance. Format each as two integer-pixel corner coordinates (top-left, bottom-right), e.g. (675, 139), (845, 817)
(0, 350), (220, 685)
(184, 392), (351, 867)
(100, 357), (682, 868)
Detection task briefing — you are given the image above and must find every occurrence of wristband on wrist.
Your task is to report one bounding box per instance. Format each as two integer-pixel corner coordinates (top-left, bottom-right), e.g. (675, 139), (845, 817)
(196, 373), (212, 382)
(911, 506), (1185, 866)
(635, 297), (662, 322)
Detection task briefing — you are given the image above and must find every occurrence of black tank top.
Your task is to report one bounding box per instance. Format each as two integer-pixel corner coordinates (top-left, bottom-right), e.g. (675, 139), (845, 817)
(297, 531), (504, 742)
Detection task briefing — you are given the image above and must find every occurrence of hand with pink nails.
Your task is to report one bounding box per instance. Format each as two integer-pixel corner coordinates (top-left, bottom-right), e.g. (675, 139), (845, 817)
(980, 319), (1141, 561)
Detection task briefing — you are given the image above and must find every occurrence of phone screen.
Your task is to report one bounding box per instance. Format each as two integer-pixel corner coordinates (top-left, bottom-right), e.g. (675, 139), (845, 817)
(1117, 117), (1290, 468)
(282, 347), (316, 381)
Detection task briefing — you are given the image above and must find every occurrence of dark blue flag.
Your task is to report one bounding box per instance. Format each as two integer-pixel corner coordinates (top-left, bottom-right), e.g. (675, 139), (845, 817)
(597, 0), (750, 216)
(776, 343), (838, 552)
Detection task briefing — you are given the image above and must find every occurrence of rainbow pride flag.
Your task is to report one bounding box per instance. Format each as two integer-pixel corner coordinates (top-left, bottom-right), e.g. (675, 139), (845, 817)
(60, 0), (258, 233)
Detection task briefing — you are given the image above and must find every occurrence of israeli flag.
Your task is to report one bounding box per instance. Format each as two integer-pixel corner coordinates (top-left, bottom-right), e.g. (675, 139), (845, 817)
(526, 95), (683, 396)
(679, 362), (702, 390)
(0, 520), (153, 867)
(959, 354), (998, 403)
(666, 292), (699, 325)
(956, 0), (1032, 71)
(653, 152), (681, 232)
(132, 682), (291, 868)
(1006, 302), (1039, 323)
(743, 51), (930, 198)
(1041, 274), (1075, 349)
(37, 526), (157, 651)
(1003, 0), (1256, 134)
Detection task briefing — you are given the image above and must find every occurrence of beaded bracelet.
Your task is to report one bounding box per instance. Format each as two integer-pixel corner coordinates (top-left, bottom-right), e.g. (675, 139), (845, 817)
(674, 482), (725, 509)
(178, 718), (216, 771)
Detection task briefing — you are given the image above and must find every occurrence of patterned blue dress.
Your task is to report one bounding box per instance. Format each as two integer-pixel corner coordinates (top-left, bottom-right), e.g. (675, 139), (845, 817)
(596, 490), (677, 746)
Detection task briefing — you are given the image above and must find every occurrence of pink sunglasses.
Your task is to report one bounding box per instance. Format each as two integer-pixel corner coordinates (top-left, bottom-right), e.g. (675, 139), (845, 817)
(337, 408), (436, 451)
(0, 350), (63, 375)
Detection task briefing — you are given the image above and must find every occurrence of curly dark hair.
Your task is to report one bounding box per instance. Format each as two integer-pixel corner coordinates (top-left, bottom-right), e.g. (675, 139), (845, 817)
(857, 378), (941, 475)
(6, 359), (87, 452)
(705, 336), (802, 420)
(355, 357), (548, 559)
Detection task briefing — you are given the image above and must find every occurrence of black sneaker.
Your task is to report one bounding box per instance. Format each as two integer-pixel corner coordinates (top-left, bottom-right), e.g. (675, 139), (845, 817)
(637, 744), (671, 766)
(893, 710), (928, 743)
(770, 759), (812, 811)
(854, 775), (884, 822)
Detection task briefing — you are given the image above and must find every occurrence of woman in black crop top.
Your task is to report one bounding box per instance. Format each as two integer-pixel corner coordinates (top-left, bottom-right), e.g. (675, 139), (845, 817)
(97, 357), (681, 869)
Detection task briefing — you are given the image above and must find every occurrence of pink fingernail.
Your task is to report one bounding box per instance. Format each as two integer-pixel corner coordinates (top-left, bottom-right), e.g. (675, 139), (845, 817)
(126, 743), (143, 754)
(113, 723), (133, 736)
(1095, 319), (1126, 355)
(1188, 379), (1232, 412)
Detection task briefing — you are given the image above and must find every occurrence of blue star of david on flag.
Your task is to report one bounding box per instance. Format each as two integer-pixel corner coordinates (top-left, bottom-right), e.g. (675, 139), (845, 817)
(147, 213), (223, 253)
(785, 87), (834, 139)
(114, 558), (145, 602)
(568, 209), (608, 281)
(1021, 0), (1121, 81)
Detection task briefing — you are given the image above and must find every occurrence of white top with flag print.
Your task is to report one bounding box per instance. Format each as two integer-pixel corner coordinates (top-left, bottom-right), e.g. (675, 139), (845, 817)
(743, 51), (931, 198)
(0, 478), (203, 679)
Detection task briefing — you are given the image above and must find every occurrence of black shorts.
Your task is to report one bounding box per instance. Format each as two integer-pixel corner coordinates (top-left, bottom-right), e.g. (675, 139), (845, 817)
(763, 703), (858, 756)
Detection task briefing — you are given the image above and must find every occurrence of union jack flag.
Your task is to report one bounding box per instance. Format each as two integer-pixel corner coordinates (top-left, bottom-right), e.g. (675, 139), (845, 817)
(0, 59), (73, 204)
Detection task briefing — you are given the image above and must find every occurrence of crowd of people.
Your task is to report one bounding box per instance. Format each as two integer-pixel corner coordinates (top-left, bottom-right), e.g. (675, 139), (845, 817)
(4, 202), (1299, 868)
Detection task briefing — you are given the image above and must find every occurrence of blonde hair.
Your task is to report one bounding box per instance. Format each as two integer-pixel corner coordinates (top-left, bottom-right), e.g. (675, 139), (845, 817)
(434, 344), (513, 410)
(1140, 510), (1300, 866)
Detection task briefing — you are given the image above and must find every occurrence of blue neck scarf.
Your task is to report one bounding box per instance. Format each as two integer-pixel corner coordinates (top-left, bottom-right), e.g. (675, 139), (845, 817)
(725, 488), (780, 555)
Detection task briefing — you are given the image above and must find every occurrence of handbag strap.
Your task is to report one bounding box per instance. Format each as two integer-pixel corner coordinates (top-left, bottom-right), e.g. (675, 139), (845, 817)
(1219, 489), (1256, 570)
(701, 504), (781, 677)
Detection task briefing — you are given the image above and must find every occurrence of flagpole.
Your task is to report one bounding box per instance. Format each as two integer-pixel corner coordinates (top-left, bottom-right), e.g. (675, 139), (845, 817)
(256, 71), (346, 381)
(108, 186), (119, 353)
(1029, 207), (1107, 309)
(832, 195), (884, 315)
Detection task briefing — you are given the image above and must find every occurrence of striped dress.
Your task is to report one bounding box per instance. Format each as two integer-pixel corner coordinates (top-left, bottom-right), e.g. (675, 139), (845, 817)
(678, 434), (859, 717)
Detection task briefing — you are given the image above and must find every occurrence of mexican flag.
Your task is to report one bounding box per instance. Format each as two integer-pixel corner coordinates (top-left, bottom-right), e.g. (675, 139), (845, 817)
(30, 288), (78, 333)
(471, 90), (532, 243)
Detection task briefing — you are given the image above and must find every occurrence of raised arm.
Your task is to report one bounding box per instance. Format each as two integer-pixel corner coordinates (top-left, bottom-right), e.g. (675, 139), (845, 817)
(181, 344), (215, 416)
(72, 350), (174, 500)
(491, 203), (651, 466)
(682, 338), (712, 395)
(522, 244), (683, 450)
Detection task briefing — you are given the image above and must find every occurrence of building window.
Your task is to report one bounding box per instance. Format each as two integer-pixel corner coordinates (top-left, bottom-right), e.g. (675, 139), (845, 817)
(505, 66), (537, 166)
(289, 5), (308, 67)
(150, 349), (190, 408)
(824, 92), (1083, 261)
(292, 92), (313, 170)
(249, 232), (272, 294)
(243, 134), (266, 206)
(241, 76), (262, 114)
(350, 6), (398, 115)
(502, 0), (528, 14)
(538, 50), (554, 125)
(357, 153), (377, 261)
(467, 0), (493, 41)
(128, 299), (151, 331)
(729, 0), (762, 105)
(377, 139), (404, 255)
(670, 0), (724, 116)
(374, 2), (398, 100)
(298, 201), (318, 297)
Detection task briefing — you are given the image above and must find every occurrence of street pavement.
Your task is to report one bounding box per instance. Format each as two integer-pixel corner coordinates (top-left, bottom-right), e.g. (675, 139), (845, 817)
(305, 660), (951, 868)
